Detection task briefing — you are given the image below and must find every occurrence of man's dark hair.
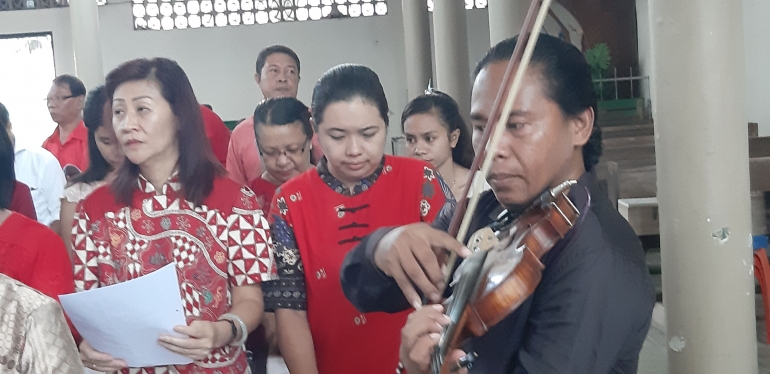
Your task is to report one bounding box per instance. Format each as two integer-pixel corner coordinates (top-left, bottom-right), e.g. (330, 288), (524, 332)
(70, 86), (117, 186)
(312, 64), (389, 129)
(105, 57), (224, 206)
(0, 119), (14, 210)
(473, 34), (602, 171)
(0, 102), (9, 130)
(53, 74), (87, 97)
(256, 45), (301, 76)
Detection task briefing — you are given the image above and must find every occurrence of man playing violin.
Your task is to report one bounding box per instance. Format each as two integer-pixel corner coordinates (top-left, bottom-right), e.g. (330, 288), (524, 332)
(340, 34), (655, 374)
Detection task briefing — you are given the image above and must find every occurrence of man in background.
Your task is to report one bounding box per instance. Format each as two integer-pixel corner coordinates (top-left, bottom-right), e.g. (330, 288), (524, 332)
(42, 74), (88, 176)
(226, 45), (322, 185)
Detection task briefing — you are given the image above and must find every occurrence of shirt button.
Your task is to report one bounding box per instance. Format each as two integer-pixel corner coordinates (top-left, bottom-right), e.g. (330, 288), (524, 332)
(354, 314), (367, 326)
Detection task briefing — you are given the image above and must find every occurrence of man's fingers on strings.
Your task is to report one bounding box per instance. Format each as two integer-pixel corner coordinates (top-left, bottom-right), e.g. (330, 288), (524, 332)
(413, 237), (445, 291)
(390, 263), (423, 310)
(400, 249), (441, 303)
(430, 231), (471, 259)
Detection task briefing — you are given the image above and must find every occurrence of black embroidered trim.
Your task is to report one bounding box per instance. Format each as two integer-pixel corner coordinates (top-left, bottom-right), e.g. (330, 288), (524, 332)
(339, 222), (370, 230)
(338, 236), (365, 245)
(338, 204), (370, 214)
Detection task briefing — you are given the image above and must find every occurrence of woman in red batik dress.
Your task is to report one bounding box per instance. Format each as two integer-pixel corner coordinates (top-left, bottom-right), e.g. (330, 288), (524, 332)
(249, 97), (315, 211)
(265, 64), (455, 374)
(246, 97), (315, 373)
(73, 58), (276, 374)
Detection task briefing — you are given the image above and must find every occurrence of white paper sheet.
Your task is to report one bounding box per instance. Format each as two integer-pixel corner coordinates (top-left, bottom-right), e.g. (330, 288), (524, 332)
(60, 263), (194, 367)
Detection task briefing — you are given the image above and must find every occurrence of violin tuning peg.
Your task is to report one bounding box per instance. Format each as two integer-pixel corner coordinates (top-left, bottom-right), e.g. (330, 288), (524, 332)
(451, 352), (478, 372)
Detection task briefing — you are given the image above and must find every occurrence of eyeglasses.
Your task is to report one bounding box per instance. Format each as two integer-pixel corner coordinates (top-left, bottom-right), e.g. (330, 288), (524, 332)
(258, 140), (308, 160)
(45, 95), (75, 104)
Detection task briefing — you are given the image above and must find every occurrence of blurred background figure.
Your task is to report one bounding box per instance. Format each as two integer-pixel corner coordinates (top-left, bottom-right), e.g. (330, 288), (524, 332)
(227, 45), (322, 186)
(200, 104), (231, 167)
(42, 74), (89, 175)
(59, 86), (124, 260)
(0, 115), (77, 337)
(2, 102), (66, 230)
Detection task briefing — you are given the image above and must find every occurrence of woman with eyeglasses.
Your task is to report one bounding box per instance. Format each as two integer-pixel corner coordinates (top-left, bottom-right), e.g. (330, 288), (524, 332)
(249, 97), (315, 211)
(245, 97), (315, 374)
(264, 64), (455, 374)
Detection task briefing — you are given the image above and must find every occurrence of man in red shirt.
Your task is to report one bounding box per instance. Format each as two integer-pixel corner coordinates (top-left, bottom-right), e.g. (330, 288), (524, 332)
(226, 45), (322, 186)
(42, 75), (89, 176)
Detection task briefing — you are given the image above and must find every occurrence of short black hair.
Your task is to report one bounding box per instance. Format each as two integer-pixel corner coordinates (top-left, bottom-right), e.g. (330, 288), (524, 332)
(253, 97), (315, 164)
(401, 91), (474, 169)
(0, 119), (14, 209)
(256, 45), (300, 76)
(473, 34), (602, 171)
(53, 74), (86, 97)
(70, 86), (114, 186)
(311, 64), (389, 128)
(0, 102), (9, 130)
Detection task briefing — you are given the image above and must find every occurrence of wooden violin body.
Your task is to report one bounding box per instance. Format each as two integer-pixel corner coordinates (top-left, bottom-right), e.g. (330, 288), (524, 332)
(432, 181), (582, 374)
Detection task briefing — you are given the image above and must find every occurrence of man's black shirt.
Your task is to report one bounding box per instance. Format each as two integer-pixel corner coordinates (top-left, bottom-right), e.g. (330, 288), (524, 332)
(340, 171), (656, 373)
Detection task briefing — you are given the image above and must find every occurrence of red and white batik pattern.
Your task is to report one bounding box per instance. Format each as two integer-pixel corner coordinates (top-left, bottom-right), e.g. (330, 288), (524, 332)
(72, 175), (276, 374)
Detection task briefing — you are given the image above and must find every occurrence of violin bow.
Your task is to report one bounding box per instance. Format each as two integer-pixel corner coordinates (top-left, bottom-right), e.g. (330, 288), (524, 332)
(442, 0), (554, 284)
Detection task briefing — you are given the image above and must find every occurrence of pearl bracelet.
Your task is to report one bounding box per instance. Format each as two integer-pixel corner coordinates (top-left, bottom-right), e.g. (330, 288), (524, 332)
(218, 313), (248, 347)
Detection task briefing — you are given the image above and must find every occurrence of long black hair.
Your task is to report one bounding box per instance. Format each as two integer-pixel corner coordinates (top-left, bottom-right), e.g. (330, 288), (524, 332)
(254, 97), (316, 164)
(401, 91), (474, 169)
(473, 34), (602, 171)
(311, 64), (389, 128)
(106, 58), (224, 206)
(70, 86), (115, 185)
(0, 109), (14, 210)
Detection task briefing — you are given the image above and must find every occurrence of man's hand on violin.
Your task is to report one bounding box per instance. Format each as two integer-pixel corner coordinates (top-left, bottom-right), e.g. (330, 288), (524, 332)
(374, 223), (471, 308)
(400, 304), (469, 374)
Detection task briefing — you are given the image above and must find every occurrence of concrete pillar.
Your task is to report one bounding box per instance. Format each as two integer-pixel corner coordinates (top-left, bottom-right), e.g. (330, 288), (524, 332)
(402, 0), (432, 100)
(650, 0), (757, 373)
(432, 0), (471, 118)
(487, 0), (530, 45)
(69, 0), (104, 89)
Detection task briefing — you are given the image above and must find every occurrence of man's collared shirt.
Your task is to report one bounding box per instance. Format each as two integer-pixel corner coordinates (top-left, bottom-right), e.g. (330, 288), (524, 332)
(14, 145), (66, 226)
(42, 121), (89, 173)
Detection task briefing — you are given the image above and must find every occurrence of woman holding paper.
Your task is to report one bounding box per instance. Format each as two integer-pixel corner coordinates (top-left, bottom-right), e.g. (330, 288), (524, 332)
(72, 58), (276, 373)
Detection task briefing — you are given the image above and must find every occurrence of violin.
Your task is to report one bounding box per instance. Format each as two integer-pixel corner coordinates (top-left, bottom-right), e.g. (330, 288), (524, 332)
(432, 180), (587, 373)
(427, 0), (589, 372)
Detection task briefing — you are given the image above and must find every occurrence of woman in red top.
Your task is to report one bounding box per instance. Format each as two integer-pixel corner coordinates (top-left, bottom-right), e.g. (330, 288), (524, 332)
(74, 58), (276, 374)
(266, 64), (455, 374)
(0, 116), (75, 330)
(249, 97), (315, 211)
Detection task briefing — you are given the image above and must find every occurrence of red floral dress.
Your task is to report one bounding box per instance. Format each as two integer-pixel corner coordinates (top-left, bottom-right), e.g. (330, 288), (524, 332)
(73, 174), (276, 374)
